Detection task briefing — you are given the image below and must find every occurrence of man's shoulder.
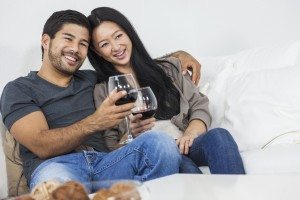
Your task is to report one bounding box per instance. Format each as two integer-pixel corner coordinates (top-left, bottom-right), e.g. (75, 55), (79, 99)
(74, 70), (97, 85)
(4, 72), (37, 91)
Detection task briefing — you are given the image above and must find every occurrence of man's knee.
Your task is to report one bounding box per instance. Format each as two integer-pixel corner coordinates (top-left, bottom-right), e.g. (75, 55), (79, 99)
(138, 131), (178, 151)
(29, 154), (88, 190)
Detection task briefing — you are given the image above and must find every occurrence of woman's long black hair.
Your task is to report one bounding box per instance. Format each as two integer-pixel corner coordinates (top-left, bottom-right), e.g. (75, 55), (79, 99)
(88, 7), (180, 119)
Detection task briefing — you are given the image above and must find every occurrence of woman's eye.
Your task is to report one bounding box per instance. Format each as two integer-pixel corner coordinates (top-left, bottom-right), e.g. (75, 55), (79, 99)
(116, 34), (123, 39)
(100, 43), (108, 48)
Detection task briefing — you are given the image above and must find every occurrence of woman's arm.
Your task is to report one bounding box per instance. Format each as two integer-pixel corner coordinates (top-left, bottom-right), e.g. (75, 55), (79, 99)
(158, 57), (212, 154)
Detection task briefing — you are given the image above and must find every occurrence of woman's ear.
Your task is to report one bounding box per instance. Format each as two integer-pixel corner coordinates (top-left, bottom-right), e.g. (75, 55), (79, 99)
(41, 34), (50, 52)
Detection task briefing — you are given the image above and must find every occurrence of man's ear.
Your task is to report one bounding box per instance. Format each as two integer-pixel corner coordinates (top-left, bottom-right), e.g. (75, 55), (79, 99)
(41, 34), (50, 52)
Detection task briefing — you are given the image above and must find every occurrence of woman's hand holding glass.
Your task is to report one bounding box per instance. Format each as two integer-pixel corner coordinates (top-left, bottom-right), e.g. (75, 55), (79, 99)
(129, 87), (157, 137)
(129, 113), (156, 138)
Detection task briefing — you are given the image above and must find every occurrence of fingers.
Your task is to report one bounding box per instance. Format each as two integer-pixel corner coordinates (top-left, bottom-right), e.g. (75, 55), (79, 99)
(176, 136), (195, 154)
(192, 68), (201, 86)
(107, 89), (126, 104)
(129, 113), (142, 122)
(130, 117), (155, 137)
(189, 62), (201, 85)
(131, 122), (154, 137)
(101, 89), (135, 115)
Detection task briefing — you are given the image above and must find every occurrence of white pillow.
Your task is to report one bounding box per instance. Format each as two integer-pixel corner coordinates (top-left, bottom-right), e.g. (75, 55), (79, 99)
(241, 144), (300, 174)
(197, 56), (231, 90)
(221, 64), (300, 151)
(206, 62), (234, 129)
(230, 40), (300, 73)
(196, 56), (234, 128)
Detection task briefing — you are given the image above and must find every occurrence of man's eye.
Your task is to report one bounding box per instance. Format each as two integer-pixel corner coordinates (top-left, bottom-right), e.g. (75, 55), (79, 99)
(64, 37), (72, 41)
(81, 42), (88, 47)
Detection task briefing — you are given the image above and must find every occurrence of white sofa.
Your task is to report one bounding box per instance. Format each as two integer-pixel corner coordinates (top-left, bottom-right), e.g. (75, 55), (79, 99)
(1, 41), (300, 198)
(199, 40), (300, 174)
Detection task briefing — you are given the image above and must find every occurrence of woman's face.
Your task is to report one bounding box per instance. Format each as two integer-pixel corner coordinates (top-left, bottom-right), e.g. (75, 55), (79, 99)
(92, 21), (132, 69)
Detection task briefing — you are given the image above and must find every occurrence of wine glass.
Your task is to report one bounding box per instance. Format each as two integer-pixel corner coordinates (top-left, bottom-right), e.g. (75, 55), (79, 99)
(108, 74), (138, 144)
(132, 87), (157, 120)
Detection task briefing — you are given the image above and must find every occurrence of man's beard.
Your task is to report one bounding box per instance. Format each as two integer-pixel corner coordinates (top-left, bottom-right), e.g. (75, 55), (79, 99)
(48, 43), (84, 76)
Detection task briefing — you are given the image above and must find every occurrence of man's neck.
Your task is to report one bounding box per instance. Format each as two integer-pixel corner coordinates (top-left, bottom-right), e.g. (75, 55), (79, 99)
(38, 64), (73, 87)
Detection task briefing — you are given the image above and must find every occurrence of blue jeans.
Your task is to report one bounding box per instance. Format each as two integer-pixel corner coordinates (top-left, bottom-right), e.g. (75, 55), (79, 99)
(29, 131), (181, 192)
(179, 128), (245, 174)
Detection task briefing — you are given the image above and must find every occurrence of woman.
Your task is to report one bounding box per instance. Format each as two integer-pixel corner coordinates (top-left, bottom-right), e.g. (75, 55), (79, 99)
(88, 7), (245, 174)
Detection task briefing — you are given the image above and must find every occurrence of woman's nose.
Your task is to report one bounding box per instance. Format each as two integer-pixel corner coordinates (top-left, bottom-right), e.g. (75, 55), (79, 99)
(111, 42), (121, 51)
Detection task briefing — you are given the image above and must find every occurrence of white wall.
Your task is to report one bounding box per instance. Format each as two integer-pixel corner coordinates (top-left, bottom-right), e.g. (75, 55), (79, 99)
(0, 0), (300, 198)
(1, 0), (300, 93)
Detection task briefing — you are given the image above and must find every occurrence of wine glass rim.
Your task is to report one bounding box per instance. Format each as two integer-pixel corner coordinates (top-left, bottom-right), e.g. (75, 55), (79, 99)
(109, 73), (134, 78)
(138, 86), (151, 90)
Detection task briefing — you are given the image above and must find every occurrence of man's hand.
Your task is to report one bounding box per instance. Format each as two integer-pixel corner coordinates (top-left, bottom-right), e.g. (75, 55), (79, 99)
(92, 89), (135, 131)
(171, 50), (201, 85)
(129, 114), (155, 138)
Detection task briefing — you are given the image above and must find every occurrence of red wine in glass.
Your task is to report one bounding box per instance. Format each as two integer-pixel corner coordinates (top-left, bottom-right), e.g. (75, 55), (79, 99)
(115, 89), (138, 105)
(133, 87), (157, 120)
(132, 109), (157, 120)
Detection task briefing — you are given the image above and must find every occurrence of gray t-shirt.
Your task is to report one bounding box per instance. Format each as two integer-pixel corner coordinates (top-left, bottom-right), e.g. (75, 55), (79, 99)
(0, 70), (108, 181)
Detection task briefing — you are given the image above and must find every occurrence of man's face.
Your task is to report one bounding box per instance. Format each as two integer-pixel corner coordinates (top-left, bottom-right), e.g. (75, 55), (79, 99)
(45, 24), (90, 75)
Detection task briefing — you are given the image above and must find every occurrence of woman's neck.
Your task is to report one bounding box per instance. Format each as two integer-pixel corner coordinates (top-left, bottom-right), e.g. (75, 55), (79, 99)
(115, 65), (140, 87)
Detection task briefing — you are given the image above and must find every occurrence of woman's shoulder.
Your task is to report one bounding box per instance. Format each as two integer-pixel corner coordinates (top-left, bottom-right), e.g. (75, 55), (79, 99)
(95, 81), (108, 88)
(155, 56), (181, 73)
(94, 81), (108, 98)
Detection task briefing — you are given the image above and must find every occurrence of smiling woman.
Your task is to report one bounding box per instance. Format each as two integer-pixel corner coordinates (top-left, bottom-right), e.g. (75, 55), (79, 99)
(91, 21), (133, 74)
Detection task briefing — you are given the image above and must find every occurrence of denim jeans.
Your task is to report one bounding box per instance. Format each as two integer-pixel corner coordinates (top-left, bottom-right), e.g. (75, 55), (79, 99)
(29, 131), (181, 192)
(179, 128), (245, 174)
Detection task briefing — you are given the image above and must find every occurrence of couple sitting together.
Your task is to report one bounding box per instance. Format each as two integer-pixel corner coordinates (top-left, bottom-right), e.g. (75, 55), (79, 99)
(0, 7), (245, 193)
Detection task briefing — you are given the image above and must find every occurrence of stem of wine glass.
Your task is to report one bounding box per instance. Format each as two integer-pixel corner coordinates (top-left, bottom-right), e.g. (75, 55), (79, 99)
(125, 116), (133, 143)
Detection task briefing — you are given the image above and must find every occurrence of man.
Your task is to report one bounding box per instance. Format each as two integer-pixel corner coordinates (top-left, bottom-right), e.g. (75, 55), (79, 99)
(0, 10), (201, 192)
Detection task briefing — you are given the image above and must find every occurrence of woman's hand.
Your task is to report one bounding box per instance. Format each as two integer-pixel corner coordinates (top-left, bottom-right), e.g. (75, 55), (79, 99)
(129, 114), (155, 138)
(176, 132), (199, 155)
(176, 119), (207, 154)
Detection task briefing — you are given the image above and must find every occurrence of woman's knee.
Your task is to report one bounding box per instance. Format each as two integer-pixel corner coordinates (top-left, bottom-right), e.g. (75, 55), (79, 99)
(204, 128), (238, 148)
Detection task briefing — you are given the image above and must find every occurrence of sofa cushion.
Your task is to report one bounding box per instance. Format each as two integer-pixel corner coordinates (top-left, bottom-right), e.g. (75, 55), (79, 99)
(221, 64), (300, 151)
(230, 40), (300, 73)
(2, 130), (29, 196)
(241, 144), (300, 174)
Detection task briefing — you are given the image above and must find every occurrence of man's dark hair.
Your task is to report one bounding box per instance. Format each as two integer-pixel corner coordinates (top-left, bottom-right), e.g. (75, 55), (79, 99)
(41, 9), (91, 58)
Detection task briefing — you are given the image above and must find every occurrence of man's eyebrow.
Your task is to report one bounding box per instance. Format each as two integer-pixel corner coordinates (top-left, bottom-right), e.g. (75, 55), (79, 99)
(62, 33), (89, 44)
(62, 33), (75, 38)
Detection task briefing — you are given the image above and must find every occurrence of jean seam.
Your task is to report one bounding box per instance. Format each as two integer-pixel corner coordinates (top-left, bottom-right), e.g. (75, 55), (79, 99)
(94, 147), (151, 175)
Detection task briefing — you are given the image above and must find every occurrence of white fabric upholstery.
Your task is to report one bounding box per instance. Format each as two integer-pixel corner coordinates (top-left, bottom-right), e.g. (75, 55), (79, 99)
(221, 64), (300, 151)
